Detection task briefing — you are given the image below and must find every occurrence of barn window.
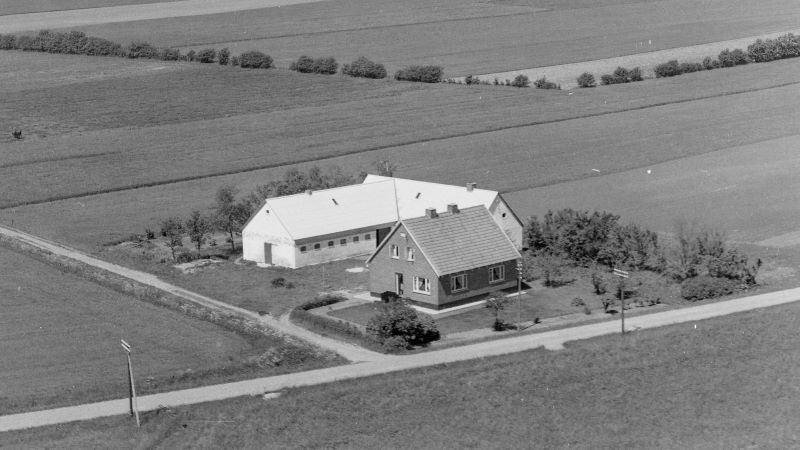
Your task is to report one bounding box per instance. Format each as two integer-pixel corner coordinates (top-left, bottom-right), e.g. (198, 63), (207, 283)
(340, 238), (347, 246)
(353, 236), (360, 243)
(451, 274), (467, 292)
(314, 243), (321, 250)
(413, 276), (431, 294)
(489, 265), (505, 283)
(328, 241), (334, 248)
(391, 244), (399, 259)
(300, 246), (307, 253)
(365, 233), (372, 240)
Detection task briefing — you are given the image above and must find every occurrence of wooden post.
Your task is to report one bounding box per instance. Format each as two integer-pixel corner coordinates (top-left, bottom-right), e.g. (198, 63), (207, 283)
(612, 269), (629, 336)
(516, 260), (523, 332)
(121, 339), (140, 427)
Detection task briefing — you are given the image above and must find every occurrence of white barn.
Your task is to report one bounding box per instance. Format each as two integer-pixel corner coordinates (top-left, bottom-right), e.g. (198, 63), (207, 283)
(241, 175), (524, 268)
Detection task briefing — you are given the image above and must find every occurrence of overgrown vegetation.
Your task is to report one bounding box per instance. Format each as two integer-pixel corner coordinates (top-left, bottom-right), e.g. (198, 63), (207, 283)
(600, 66), (643, 85)
(341, 56), (387, 79)
(533, 76), (560, 89)
(394, 65), (444, 83)
(576, 72), (596, 88)
(366, 299), (440, 350)
(289, 55), (338, 74)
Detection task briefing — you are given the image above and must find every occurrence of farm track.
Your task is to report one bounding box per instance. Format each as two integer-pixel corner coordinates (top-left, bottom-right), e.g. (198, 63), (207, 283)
(2, 79), (797, 210)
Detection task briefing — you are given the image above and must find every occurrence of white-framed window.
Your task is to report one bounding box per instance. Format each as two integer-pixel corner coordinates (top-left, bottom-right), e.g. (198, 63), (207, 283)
(340, 238), (347, 246)
(300, 246), (307, 253)
(406, 247), (415, 261)
(365, 233), (372, 240)
(451, 274), (467, 292)
(391, 244), (399, 259)
(413, 276), (431, 295)
(353, 235), (360, 243)
(328, 241), (334, 248)
(314, 243), (321, 251)
(489, 265), (505, 283)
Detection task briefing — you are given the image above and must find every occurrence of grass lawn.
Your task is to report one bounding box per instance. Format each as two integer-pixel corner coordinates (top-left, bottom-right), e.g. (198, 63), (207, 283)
(61, 0), (800, 75)
(5, 296), (800, 448)
(0, 245), (339, 415)
(2, 57), (799, 251)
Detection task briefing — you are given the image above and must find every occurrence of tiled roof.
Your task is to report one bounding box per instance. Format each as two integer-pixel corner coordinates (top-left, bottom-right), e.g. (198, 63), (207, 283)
(402, 206), (521, 275)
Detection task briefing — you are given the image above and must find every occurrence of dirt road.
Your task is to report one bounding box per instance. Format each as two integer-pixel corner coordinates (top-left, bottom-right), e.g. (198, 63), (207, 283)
(0, 0), (325, 34)
(2, 283), (799, 432)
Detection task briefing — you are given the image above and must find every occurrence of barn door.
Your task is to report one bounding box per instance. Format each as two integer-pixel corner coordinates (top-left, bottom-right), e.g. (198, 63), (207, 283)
(263, 243), (272, 265)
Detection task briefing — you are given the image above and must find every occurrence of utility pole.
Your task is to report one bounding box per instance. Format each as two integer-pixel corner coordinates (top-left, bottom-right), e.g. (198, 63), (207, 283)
(517, 259), (523, 331)
(120, 339), (140, 427)
(613, 268), (629, 335)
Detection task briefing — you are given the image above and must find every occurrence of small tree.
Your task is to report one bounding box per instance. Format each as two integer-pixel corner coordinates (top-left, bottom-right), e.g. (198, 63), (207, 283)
(218, 47), (230, 65)
(533, 76), (559, 89)
(185, 210), (212, 251)
(213, 185), (251, 252)
(239, 51), (272, 69)
(366, 300), (439, 350)
(341, 56), (387, 79)
(375, 160), (397, 177)
(511, 74), (530, 88)
(160, 217), (185, 260)
(576, 72), (596, 88)
(485, 291), (510, 331)
(196, 48), (216, 63)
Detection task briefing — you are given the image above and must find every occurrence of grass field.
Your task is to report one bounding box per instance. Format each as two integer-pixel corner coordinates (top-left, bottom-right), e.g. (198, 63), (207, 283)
(5, 297), (800, 448)
(0, 245), (336, 414)
(58, 0), (800, 76)
(2, 56), (798, 251)
(0, 0), (176, 16)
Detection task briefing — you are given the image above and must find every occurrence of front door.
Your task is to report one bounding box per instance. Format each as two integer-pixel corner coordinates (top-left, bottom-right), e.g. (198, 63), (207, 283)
(395, 273), (404, 296)
(263, 243), (272, 264)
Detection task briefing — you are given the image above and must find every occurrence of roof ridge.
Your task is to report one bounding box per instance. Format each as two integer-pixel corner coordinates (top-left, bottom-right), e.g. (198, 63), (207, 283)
(267, 179), (394, 203)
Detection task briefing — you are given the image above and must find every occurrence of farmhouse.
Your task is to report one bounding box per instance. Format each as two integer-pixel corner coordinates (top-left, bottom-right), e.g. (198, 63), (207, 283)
(366, 205), (522, 310)
(241, 175), (523, 268)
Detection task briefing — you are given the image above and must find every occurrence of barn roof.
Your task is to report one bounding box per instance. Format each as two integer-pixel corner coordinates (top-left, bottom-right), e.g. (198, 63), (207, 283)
(368, 205), (521, 276)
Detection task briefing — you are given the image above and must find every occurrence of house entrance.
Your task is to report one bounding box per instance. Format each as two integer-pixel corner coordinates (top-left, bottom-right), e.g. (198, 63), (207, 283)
(263, 243), (272, 265)
(395, 273), (404, 296)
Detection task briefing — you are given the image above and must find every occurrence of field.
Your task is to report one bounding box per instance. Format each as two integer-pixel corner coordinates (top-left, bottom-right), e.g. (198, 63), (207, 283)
(0, 245), (336, 414)
(0, 0), (177, 16)
(49, 0), (800, 76)
(5, 297), (800, 448)
(1, 53), (798, 251)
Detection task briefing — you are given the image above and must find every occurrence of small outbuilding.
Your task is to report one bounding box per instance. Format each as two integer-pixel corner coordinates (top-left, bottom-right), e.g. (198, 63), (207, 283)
(366, 204), (522, 310)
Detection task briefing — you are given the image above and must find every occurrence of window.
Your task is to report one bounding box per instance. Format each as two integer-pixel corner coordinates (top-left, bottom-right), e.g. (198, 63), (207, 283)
(489, 265), (505, 283)
(340, 238), (347, 246)
(328, 241), (334, 248)
(391, 244), (399, 259)
(406, 247), (415, 261)
(300, 246), (307, 253)
(365, 233), (371, 240)
(314, 243), (321, 251)
(413, 276), (431, 294)
(451, 274), (467, 292)
(502, 213), (507, 218)
(353, 236), (360, 243)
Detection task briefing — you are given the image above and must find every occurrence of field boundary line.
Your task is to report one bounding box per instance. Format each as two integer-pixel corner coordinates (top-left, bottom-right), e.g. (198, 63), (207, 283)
(2, 284), (800, 432)
(2, 80), (798, 211)
(0, 224), (388, 363)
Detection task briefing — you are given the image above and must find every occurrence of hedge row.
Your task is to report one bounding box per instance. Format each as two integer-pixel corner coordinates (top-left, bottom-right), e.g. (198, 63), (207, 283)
(394, 65), (444, 83)
(289, 55), (338, 74)
(289, 295), (387, 353)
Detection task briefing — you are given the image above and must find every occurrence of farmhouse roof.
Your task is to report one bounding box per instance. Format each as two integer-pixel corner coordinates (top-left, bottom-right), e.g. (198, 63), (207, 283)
(368, 205), (521, 276)
(262, 180), (398, 240)
(363, 174), (500, 219)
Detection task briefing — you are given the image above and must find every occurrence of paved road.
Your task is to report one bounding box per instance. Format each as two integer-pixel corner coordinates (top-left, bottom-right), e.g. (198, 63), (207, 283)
(3, 284), (800, 432)
(0, 225), (387, 363)
(0, 0), (324, 34)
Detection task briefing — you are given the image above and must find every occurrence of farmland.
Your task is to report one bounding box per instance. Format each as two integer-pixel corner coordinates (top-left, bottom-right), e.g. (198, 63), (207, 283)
(51, 0), (800, 76)
(1, 54), (798, 252)
(0, 245), (335, 414)
(0, 0), (177, 16)
(5, 298), (800, 448)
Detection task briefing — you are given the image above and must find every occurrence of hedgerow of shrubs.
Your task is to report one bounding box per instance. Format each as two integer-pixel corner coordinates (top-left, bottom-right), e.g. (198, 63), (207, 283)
(680, 275), (738, 301)
(600, 66), (643, 85)
(394, 65), (444, 83)
(239, 51), (273, 69)
(366, 299), (440, 350)
(576, 72), (596, 88)
(342, 56), (387, 79)
(534, 76), (559, 89)
(196, 48), (216, 64)
(290, 55), (339, 75)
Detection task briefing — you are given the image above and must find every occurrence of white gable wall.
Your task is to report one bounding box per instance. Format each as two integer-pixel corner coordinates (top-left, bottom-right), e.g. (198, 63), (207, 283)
(489, 196), (523, 249)
(242, 202), (297, 267)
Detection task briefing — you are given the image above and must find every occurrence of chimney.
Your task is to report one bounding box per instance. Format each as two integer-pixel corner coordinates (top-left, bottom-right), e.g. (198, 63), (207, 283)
(447, 203), (459, 214)
(466, 182), (477, 192)
(425, 208), (438, 219)
(305, 189), (313, 195)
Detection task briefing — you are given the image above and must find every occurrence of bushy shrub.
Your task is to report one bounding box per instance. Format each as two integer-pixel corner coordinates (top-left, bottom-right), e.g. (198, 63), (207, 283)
(0, 34), (16, 50)
(82, 36), (123, 56)
(747, 38), (780, 62)
(127, 41), (158, 59)
(341, 56), (387, 79)
(239, 51), (272, 69)
(654, 59), (681, 78)
(290, 55), (316, 73)
(591, 271), (607, 295)
(159, 48), (181, 61)
(271, 277), (286, 288)
(600, 66), (642, 84)
(299, 293), (347, 311)
(702, 56), (720, 70)
(628, 67), (643, 81)
(576, 72), (596, 88)
(366, 300), (439, 349)
(394, 65), (444, 83)
(185, 49), (196, 62)
(313, 56), (338, 74)
(511, 74), (530, 88)
(717, 48), (749, 67)
(231, 56), (240, 66)
(218, 47), (230, 65)
(533, 76), (559, 89)
(571, 297), (586, 307)
(679, 62), (703, 73)
(464, 74), (480, 85)
(196, 48), (216, 63)
(680, 275), (738, 301)
(15, 35), (36, 51)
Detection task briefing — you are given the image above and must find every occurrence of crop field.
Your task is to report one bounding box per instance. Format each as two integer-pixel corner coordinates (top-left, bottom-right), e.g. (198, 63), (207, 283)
(1, 55), (799, 252)
(0, 245), (332, 414)
(0, 0), (176, 16)
(52, 0), (800, 76)
(5, 298), (800, 448)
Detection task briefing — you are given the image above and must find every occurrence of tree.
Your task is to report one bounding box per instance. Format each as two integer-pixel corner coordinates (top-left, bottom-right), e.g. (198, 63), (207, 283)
(218, 47), (230, 65)
(511, 74), (530, 88)
(485, 291), (510, 330)
(374, 160), (397, 177)
(576, 72), (596, 88)
(214, 185), (251, 252)
(160, 217), (185, 260)
(196, 48), (216, 63)
(185, 210), (212, 251)
(366, 299), (439, 349)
